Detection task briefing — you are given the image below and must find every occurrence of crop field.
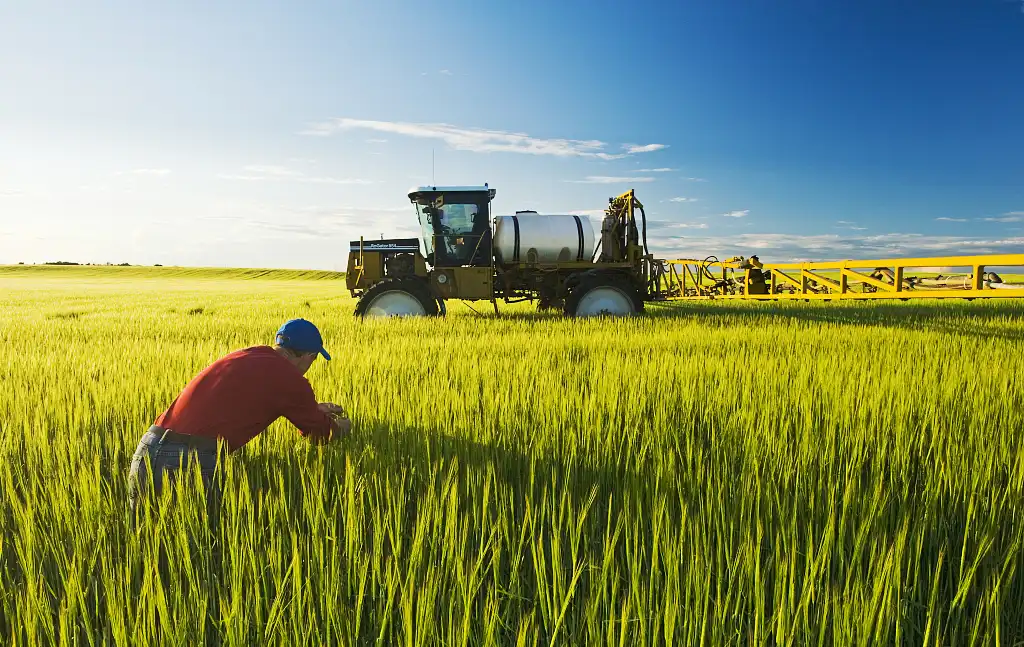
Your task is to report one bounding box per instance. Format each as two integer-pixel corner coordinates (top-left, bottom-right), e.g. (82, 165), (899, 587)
(1, 264), (1022, 646)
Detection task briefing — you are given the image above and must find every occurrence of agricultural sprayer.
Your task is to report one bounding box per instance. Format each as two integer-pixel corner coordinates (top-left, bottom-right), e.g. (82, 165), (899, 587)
(346, 184), (1024, 317)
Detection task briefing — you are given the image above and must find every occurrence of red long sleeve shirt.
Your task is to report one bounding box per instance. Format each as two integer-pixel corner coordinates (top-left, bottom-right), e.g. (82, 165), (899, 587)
(154, 345), (334, 452)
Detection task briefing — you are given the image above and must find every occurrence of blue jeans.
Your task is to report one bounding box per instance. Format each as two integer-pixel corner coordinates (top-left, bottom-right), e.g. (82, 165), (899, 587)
(128, 427), (222, 519)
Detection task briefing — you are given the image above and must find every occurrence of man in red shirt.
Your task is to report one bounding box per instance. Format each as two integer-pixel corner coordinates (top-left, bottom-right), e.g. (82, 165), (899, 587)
(127, 318), (350, 517)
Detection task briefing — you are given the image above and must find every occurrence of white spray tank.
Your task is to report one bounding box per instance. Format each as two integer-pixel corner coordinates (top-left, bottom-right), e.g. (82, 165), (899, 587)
(492, 211), (596, 265)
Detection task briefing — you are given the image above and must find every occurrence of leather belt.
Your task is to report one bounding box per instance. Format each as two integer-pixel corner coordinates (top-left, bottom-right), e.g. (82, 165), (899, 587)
(149, 425), (219, 452)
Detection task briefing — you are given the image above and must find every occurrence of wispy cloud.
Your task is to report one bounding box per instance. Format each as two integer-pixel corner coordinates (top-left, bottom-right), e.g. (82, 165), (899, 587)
(439, 69), (453, 76)
(568, 209), (606, 217)
(200, 204), (419, 242)
(683, 177), (708, 182)
(935, 217), (969, 222)
(300, 176), (374, 185)
(114, 168), (171, 176)
(721, 210), (749, 218)
(300, 118), (665, 160)
(366, 138), (388, 144)
(0, 189), (24, 197)
(624, 144), (667, 154)
(669, 197), (698, 203)
(648, 219), (709, 231)
(568, 176), (656, 184)
(243, 165), (302, 177)
(636, 168), (674, 173)
(983, 211), (1024, 223)
(835, 220), (867, 231)
(218, 174), (265, 181)
(219, 164), (372, 185)
(249, 221), (323, 238)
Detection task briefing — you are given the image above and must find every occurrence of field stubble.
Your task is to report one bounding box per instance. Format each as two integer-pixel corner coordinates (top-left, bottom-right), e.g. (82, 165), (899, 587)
(0, 266), (1022, 645)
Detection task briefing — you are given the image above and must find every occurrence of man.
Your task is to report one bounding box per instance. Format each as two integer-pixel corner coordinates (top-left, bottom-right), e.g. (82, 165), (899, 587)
(127, 318), (351, 514)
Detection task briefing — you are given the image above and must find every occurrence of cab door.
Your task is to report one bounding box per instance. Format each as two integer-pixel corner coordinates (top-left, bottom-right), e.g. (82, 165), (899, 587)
(433, 201), (492, 267)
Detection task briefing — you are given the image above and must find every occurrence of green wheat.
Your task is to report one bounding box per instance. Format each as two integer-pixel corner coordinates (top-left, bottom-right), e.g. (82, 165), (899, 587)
(0, 265), (1022, 645)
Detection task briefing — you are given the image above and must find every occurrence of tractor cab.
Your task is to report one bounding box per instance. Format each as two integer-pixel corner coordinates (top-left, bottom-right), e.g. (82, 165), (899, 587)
(409, 185), (495, 268)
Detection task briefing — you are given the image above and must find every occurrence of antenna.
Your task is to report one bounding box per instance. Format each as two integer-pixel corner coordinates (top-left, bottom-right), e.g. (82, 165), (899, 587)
(432, 148), (435, 186)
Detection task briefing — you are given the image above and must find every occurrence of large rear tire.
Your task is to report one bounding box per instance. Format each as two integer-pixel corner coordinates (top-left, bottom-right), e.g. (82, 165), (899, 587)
(354, 277), (440, 318)
(564, 273), (644, 317)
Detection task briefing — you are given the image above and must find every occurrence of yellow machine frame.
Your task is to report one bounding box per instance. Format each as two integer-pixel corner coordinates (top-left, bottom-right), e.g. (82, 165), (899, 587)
(654, 254), (1024, 301)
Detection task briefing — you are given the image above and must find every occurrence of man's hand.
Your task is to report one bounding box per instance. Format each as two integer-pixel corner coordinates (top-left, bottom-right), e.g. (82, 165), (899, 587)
(315, 402), (350, 440)
(318, 402), (347, 416)
(329, 414), (352, 440)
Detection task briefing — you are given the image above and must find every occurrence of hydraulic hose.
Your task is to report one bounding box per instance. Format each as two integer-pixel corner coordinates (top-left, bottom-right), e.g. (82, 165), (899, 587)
(700, 255), (720, 282)
(640, 205), (650, 257)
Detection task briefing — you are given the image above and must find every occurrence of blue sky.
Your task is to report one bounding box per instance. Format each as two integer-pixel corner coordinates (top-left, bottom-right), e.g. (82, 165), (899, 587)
(2, 0), (1023, 269)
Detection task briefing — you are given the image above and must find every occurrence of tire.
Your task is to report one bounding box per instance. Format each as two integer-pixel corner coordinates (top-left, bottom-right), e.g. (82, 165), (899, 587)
(564, 273), (644, 317)
(354, 277), (441, 318)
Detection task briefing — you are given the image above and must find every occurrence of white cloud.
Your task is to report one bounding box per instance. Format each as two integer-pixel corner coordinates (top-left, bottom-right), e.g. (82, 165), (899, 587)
(367, 138), (388, 143)
(835, 220), (867, 231)
(114, 168), (171, 176)
(936, 217), (968, 222)
(0, 189), (24, 197)
(218, 173), (265, 181)
(653, 222), (708, 230)
(243, 165), (302, 177)
(300, 176), (374, 185)
(199, 204), (419, 243)
(568, 176), (657, 184)
(683, 177), (707, 182)
(301, 118), (666, 160)
(722, 210), (749, 218)
(636, 168), (674, 172)
(983, 211), (1024, 223)
(669, 197), (698, 203)
(624, 144), (667, 154)
(439, 69), (453, 76)
(219, 164), (372, 185)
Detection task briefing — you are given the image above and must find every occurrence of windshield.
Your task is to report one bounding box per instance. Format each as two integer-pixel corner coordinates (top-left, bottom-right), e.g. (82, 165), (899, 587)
(416, 202), (480, 259)
(412, 192), (490, 266)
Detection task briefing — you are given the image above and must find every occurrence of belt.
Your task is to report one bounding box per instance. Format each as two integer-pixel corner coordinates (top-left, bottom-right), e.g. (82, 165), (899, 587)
(149, 425), (219, 452)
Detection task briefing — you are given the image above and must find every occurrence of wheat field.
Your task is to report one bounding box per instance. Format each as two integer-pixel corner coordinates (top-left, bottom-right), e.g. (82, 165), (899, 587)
(0, 265), (1022, 646)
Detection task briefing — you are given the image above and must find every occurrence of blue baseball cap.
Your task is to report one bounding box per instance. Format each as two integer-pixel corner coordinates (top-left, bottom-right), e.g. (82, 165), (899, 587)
(275, 318), (331, 360)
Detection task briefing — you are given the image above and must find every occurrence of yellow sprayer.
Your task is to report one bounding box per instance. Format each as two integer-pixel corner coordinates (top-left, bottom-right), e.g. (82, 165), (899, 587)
(345, 184), (1024, 317)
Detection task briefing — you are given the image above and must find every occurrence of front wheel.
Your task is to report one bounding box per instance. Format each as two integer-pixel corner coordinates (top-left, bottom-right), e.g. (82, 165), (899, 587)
(354, 277), (441, 318)
(564, 274), (644, 317)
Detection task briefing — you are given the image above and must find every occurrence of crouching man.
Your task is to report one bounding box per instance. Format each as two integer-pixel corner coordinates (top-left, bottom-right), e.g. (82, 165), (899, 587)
(127, 318), (351, 517)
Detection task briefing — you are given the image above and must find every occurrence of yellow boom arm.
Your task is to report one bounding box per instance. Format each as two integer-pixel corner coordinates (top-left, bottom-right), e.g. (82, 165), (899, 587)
(650, 254), (1024, 301)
